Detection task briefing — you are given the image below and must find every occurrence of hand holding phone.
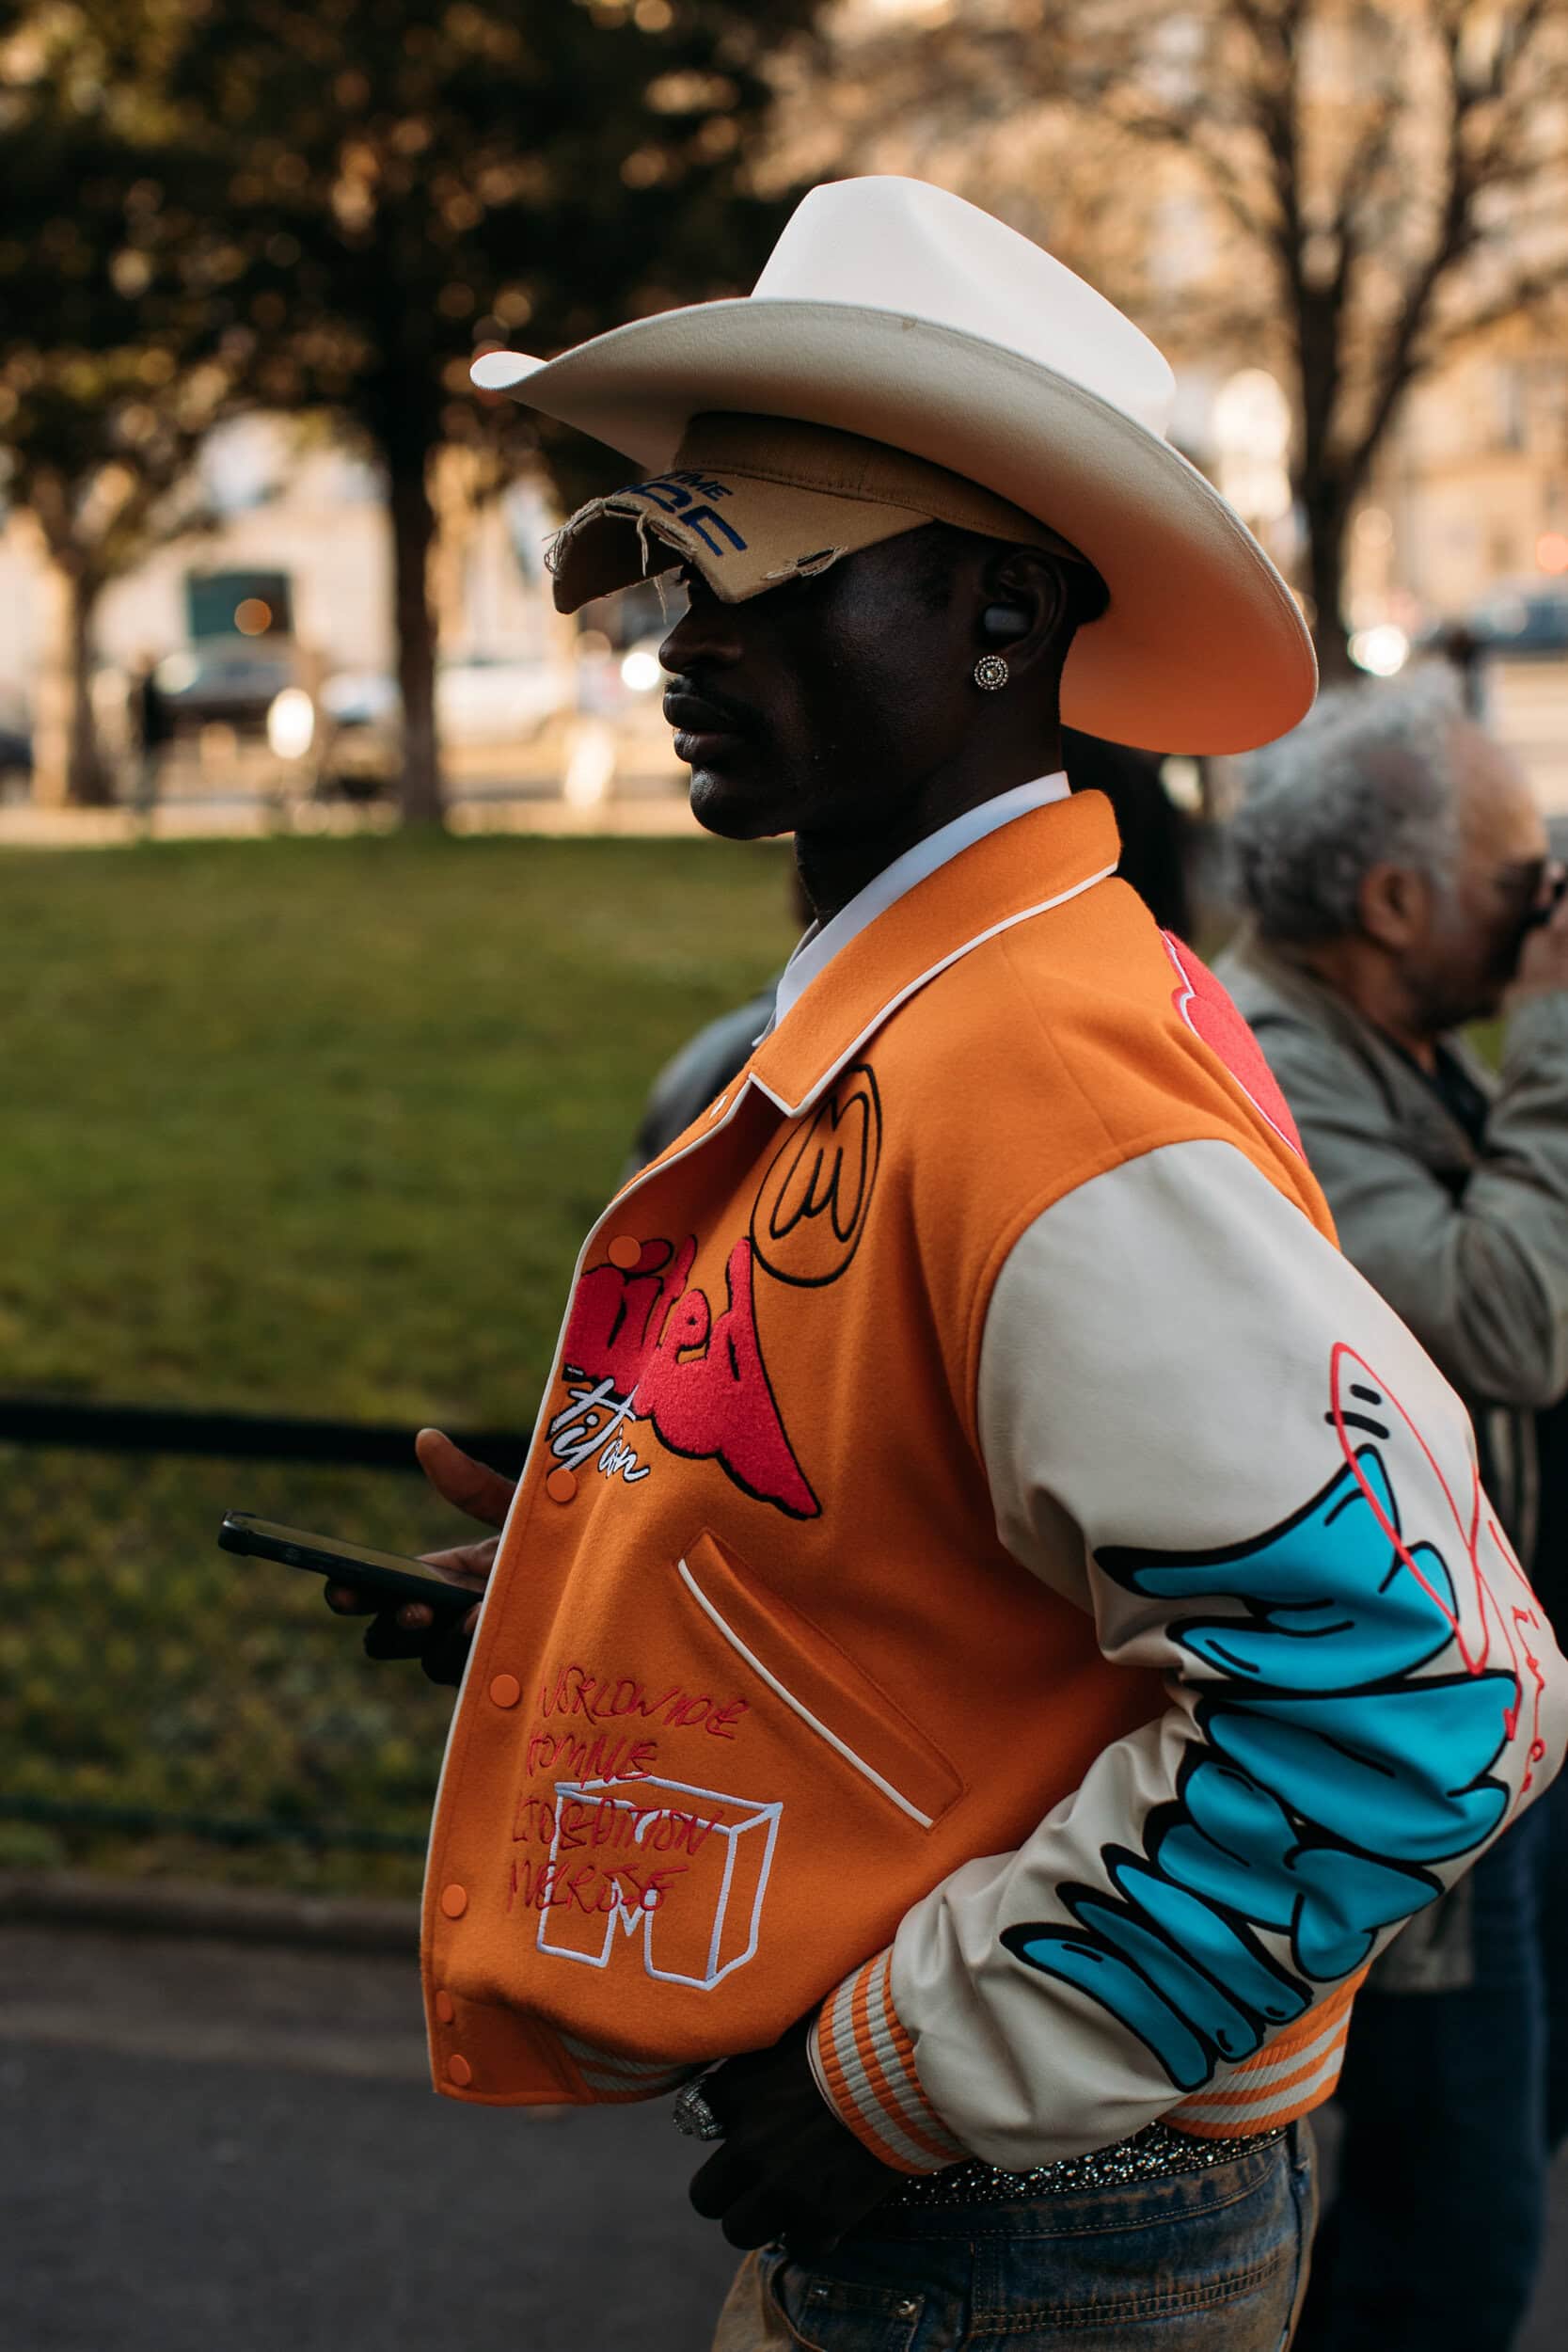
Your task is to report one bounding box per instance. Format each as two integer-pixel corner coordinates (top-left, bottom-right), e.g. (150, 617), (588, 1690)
(331, 1428), (515, 1685)
(219, 1514), (486, 1610)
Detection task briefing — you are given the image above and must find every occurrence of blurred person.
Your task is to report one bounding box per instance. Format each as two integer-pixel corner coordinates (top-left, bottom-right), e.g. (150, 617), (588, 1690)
(626, 738), (1188, 1179)
(1062, 727), (1192, 935)
(622, 866), (811, 1182)
(325, 181), (1567, 2350)
(1431, 618), (1492, 724)
(1219, 671), (1568, 2352)
(128, 651), (174, 824)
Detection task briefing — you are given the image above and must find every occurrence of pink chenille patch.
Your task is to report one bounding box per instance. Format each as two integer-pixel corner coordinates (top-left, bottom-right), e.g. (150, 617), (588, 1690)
(1162, 932), (1304, 1156)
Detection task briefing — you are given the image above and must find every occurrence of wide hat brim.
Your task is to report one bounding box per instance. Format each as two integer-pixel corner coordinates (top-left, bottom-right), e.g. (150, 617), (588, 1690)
(478, 299), (1316, 756)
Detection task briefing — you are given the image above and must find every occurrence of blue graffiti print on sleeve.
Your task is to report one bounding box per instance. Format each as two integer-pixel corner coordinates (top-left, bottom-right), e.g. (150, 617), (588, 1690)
(1001, 1347), (1548, 2092)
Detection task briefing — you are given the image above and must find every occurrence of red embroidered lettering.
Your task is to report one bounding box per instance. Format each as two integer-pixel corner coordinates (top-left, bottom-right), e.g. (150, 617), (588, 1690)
(561, 1237), (697, 1399)
(706, 1699), (748, 1739)
(637, 1241), (819, 1518)
(557, 1233), (818, 1519)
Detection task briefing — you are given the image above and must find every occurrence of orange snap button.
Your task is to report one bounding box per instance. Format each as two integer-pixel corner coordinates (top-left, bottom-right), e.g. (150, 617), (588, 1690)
(489, 1672), (521, 1709)
(606, 1233), (641, 1270)
(545, 1467), (578, 1504)
(435, 1990), (455, 2025)
(440, 1883), (468, 1919)
(448, 2053), (473, 2088)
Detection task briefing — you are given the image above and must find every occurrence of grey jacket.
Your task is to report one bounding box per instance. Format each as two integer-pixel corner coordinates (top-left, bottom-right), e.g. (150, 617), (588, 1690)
(1217, 930), (1568, 1580)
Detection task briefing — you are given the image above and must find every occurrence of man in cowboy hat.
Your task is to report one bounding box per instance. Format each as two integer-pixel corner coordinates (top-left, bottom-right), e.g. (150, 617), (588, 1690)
(332, 179), (1568, 2348)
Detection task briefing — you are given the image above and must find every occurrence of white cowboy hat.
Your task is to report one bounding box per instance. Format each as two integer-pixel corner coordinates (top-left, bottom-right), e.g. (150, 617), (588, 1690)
(472, 176), (1316, 755)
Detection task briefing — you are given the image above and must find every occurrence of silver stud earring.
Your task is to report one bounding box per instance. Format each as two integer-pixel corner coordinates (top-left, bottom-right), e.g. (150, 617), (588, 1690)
(974, 653), (1009, 691)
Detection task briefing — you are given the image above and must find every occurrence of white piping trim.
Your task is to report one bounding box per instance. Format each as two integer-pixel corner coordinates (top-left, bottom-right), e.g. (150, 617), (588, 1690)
(753, 861), (1120, 1120)
(676, 1557), (934, 1829)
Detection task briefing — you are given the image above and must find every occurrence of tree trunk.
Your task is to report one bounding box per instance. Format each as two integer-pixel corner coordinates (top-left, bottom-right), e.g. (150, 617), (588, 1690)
(32, 551), (112, 808)
(1304, 484), (1354, 687)
(388, 447), (445, 827)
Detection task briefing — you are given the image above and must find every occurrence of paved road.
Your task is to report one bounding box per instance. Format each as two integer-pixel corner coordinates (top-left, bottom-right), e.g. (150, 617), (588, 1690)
(2, 1922), (1564, 2352)
(0, 1924), (736, 2352)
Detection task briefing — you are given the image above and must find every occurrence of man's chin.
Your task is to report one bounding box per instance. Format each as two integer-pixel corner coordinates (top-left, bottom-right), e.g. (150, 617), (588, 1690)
(687, 764), (792, 843)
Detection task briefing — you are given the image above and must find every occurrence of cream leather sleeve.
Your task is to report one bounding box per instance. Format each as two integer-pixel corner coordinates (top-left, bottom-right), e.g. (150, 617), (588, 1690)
(870, 1139), (1568, 2169)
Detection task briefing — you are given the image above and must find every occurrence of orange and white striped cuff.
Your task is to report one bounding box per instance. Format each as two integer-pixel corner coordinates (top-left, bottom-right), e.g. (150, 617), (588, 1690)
(1164, 1971), (1365, 2138)
(559, 2029), (696, 2104)
(812, 1948), (970, 2174)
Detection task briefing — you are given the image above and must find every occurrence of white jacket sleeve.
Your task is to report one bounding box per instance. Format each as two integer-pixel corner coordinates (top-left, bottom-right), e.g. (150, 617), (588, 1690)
(812, 1139), (1568, 2172)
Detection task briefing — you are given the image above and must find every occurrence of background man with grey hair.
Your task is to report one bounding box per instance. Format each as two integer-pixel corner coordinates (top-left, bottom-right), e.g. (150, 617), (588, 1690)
(1220, 668), (1568, 2352)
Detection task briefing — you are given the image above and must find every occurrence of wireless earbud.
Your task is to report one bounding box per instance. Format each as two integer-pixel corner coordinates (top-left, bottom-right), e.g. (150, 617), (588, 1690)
(980, 603), (1031, 643)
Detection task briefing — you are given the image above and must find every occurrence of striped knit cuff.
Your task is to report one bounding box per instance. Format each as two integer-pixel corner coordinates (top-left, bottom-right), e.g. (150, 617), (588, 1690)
(812, 1949), (970, 2174)
(1164, 1972), (1363, 2137)
(558, 2030), (696, 2104)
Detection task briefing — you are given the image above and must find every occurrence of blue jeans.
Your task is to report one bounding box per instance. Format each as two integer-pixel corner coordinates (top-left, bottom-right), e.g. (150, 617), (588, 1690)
(1294, 1774), (1568, 2352)
(712, 2126), (1316, 2350)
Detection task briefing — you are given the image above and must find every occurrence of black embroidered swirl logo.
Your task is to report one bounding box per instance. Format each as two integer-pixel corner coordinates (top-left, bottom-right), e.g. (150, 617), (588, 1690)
(750, 1065), (882, 1288)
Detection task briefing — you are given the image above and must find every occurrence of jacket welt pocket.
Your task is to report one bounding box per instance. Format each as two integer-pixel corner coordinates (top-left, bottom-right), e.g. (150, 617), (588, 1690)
(675, 1531), (962, 1830)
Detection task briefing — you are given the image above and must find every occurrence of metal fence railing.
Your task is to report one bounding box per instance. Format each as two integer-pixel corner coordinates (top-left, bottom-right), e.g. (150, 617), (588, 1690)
(1, 1398), (530, 1893)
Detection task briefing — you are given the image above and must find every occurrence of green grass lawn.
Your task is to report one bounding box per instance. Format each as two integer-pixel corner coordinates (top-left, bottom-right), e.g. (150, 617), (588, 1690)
(0, 830), (798, 1890)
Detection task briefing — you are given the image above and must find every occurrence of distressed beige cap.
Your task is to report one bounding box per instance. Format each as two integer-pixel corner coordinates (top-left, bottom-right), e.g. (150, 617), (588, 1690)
(546, 412), (1086, 614)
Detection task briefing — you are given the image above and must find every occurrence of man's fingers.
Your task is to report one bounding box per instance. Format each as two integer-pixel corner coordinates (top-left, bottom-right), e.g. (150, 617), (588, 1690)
(325, 1581), (379, 1616)
(721, 2185), (800, 2252)
(421, 1613), (476, 1686)
(689, 2142), (749, 2222)
(418, 1540), (497, 1586)
(416, 1428), (515, 1530)
(362, 1610), (436, 1661)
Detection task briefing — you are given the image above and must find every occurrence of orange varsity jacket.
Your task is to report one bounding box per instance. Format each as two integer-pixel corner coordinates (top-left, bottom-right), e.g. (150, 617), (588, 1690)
(420, 789), (1568, 2174)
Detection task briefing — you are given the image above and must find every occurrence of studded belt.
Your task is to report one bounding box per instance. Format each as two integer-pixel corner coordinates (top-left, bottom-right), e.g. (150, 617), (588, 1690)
(883, 2118), (1291, 2208)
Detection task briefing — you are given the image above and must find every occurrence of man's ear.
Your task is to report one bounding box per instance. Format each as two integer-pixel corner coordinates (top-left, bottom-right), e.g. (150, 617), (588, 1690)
(976, 548), (1073, 677)
(1359, 862), (1431, 951)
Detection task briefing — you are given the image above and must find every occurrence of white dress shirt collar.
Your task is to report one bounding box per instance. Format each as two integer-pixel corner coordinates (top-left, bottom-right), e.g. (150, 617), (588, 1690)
(771, 771), (1071, 1030)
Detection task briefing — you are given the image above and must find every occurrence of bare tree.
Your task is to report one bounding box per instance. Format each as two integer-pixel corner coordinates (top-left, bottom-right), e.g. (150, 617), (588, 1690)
(786, 1), (1568, 676)
(0, 3), (231, 802)
(162, 0), (825, 826)
(3, 360), (226, 805)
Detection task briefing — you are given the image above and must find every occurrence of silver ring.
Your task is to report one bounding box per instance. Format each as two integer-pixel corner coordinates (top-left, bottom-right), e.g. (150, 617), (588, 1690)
(673, 2079), (726, 2141)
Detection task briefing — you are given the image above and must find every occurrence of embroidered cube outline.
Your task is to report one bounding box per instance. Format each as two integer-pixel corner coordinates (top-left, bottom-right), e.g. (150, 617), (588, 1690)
(535, 1772), (782, 1990)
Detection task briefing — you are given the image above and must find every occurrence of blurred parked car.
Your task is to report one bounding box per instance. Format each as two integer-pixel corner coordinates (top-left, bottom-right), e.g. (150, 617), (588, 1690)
(437, 654), (572, 742)
(294, 657), (575, 798)
(302, 671), (400, 799)
(1418, 583), (1568, 664)
(1464, 584), (1568, 658)
(155, 640), (299, 732)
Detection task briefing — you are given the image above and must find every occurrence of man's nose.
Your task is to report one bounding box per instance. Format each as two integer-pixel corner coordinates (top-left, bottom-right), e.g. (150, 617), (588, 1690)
(658, 586), (743, 675)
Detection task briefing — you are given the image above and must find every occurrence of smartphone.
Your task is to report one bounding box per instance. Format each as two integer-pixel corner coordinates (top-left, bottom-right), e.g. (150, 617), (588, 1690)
(218, 1512), (482, 1611)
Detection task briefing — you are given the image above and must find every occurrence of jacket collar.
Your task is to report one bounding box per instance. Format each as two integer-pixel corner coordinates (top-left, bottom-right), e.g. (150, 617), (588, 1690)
(748, 789), (1120, 1117)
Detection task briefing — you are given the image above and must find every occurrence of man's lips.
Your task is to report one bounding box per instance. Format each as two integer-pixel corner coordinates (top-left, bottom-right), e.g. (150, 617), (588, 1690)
(662, 687), (754, 756)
